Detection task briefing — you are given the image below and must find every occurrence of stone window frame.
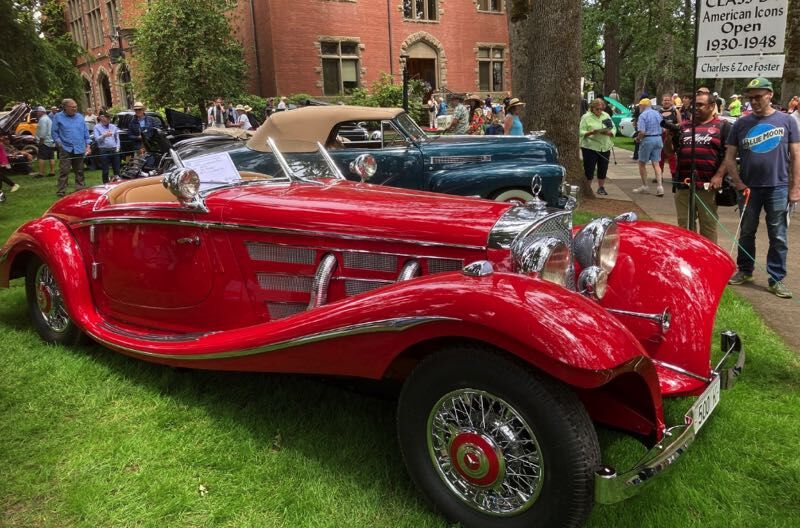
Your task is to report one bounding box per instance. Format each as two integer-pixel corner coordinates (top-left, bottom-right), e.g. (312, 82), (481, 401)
(474, 0), (504, 13)
(400, 32), (447, 89)
(316, 37), (364, 96)
(67, 0), (87, 48)
(475, 44), (506, 92)
(400, 0), (441, 24)
(86, 0), (103, 49)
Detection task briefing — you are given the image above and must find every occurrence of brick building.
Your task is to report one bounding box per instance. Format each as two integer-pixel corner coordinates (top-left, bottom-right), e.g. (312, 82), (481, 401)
(64, 0), (510, 110)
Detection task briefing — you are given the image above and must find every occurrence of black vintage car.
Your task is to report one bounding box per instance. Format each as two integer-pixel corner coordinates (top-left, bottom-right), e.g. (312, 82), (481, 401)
(112, 108), (204, 157)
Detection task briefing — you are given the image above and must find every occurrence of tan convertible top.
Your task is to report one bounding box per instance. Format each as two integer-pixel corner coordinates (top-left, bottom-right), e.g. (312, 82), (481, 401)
(247, 105), (405, 153)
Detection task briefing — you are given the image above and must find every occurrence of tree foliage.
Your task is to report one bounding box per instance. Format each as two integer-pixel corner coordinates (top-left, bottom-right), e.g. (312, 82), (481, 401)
(349, 73), (427, 122)
(0, 0), (82, 108)
(134, 0), (246, 112)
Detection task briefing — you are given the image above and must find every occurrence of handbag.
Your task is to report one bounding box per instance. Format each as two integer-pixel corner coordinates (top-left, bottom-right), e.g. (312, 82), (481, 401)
(715, 175), (738, 207)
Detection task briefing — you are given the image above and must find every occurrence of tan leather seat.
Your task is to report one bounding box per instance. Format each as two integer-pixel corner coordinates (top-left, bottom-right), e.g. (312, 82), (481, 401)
(239, 171), (273, 181)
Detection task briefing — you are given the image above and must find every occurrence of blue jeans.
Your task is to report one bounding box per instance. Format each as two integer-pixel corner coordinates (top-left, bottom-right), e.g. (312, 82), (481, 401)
(736, 186), (789, 284)
(98, 149), (120, 183)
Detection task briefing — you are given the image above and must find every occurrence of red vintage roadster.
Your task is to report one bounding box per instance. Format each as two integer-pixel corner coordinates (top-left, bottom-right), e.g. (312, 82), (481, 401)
(0, 142), (743, 528)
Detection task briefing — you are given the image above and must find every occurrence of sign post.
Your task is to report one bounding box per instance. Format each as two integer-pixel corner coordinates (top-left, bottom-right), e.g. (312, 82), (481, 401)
(689, 0), (788, 228)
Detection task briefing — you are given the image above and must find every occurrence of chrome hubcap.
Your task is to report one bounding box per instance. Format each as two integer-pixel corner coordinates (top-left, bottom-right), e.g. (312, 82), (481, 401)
(427, 389), (544, 516)
(35, 264), (70, 333)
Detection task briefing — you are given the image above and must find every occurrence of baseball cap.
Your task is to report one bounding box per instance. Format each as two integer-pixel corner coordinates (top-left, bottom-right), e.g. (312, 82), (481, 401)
(638, 98), (651, 106)
(745, 77), (773, 92)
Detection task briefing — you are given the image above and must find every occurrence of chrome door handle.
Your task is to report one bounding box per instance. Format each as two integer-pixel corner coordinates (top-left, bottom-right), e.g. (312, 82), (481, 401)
(176, 236), (201, 246)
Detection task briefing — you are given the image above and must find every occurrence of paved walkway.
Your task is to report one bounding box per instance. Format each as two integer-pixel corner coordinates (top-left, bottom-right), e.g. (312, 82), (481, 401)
(597, 149), (800, 352)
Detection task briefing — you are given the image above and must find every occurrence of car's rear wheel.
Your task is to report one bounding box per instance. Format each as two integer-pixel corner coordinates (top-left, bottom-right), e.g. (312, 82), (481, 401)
(492, 188), (534, 204)
(25, 256), (84, 345)
(397, 345), (599, 528)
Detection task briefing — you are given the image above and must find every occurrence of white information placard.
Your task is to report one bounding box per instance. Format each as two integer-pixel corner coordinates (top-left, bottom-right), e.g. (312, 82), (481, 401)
(696, 54), (785, 78)
(182, 152), (241, 190)
(697, 0), (787, 57)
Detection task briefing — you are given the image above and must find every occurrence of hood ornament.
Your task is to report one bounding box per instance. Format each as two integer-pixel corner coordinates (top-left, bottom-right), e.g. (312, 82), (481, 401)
(529, 174), (547, 210)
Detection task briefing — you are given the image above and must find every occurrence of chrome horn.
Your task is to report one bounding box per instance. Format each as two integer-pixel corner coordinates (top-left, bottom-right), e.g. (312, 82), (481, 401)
(607, 307), (671, 334)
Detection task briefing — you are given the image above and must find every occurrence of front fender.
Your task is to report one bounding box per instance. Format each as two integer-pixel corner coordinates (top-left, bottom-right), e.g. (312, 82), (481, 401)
(428, 163), (565, 205)
(600, 221), (734, 395)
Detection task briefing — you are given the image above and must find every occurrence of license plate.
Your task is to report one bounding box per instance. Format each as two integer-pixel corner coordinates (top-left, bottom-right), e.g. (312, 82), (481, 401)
(690, 376), (721, 433)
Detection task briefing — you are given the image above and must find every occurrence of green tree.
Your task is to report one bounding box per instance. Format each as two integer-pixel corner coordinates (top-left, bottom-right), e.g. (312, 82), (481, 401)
(0, 0), (82, 108)
(134, 0), (246, 114)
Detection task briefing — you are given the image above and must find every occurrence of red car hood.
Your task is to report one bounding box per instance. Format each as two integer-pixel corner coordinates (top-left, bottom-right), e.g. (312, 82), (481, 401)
(212, 179), (511, 248)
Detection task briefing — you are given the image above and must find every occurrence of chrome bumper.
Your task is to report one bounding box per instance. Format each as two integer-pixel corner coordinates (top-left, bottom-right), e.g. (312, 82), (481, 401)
(594, 330), (745, 504)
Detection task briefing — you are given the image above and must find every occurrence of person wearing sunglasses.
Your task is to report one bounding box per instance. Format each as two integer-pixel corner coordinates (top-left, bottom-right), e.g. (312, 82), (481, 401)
(724, 77), (800, 299)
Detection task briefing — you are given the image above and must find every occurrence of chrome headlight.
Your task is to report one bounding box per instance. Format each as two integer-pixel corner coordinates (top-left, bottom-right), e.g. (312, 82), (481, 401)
(513, 237), (570, 287)
(577, 266), (609, 300)
(573, 217), (619, 272)
(163, 168), (200, 201)
(349, 154), (377, 182)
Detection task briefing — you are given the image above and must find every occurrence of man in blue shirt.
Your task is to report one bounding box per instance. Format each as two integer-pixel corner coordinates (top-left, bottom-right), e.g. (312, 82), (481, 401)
(633, 98), (665, 196)
(51, 98), (91, 197)
(128, 101), (161, 169)
(93, 112), (120, 183)
(724, 77), (800, 299)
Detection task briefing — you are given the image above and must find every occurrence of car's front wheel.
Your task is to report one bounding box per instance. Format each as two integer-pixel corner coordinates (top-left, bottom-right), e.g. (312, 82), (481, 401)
(397, 345), (600, 528)
(492, 188), (534, 204)
(25, 256), (84, 345)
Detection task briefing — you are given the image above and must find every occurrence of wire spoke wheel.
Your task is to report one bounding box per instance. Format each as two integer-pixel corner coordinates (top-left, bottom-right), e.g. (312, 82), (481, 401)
(427, 389), (544, 516)
(35, 264), (70, 333)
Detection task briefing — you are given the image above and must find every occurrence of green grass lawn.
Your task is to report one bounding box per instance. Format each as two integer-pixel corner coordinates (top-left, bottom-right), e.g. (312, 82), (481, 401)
(613, 136), (635, 152)
(1, 173), (799, 527)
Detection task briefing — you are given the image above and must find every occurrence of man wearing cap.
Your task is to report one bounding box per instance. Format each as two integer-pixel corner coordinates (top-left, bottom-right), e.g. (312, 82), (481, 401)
(33, 106), (56, 178)
(712, 91), (725, 113)
(724, 77), (800, 298)
(51, 98), (90, 197)
(633, 98), (665, 196)
(93, 111), (120, 183)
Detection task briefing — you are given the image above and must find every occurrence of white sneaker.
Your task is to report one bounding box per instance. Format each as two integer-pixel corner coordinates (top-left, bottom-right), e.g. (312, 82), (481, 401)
(632, 185), (649, 194)
(656, 186), (664, 196)
(10, 183), (20, 193)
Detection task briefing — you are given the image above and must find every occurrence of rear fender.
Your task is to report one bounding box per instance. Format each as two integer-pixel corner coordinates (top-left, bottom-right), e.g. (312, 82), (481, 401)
(599, 221), (734, 395)
(428, 163), (564, 205)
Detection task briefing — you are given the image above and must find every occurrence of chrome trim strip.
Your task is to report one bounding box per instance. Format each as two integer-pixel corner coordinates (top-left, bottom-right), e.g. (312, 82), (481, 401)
(651, 359), (712, 383)
(70, 217), (485, 251)
(245, 240), (481, 262)
(308, 253), (338, 309)
(88, 316), (459, 360)
(99, 321), (215, 342)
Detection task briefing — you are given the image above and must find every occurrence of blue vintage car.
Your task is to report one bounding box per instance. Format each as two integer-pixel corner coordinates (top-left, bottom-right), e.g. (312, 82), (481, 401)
(172, 106), (570, 206)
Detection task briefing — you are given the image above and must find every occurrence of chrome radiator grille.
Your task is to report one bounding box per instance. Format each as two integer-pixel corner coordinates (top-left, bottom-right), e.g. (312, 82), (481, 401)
(343, 252), (398, 272)
(343, 278), (393, 296)
(426, 258), (463, 274)
(266, 302), (306, 320)
(257, 274), (314, 292)
(247, 243), (316, 265)
(428, 155), (491, 165)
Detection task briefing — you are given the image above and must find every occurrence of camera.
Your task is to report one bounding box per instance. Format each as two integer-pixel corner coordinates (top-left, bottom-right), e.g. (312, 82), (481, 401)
(602, 118), (613, 129)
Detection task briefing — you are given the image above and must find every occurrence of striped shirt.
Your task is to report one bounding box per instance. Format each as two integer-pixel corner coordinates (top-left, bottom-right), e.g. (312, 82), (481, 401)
(676, 117), (729, 183)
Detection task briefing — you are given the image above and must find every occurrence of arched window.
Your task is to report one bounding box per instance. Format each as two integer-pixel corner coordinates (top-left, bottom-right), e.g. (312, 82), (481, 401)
(97, 71), (113, 110)
(82, 77), (93, 111)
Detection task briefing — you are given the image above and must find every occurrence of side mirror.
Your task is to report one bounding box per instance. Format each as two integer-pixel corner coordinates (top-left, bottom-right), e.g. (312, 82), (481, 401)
(349, 154), (377, 182)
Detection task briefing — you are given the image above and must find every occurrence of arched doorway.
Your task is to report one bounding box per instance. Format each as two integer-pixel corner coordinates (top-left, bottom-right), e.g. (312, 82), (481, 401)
(82, 77), (93, 111)
(97, 71), (113, 110)
(406, 41), (438, 90)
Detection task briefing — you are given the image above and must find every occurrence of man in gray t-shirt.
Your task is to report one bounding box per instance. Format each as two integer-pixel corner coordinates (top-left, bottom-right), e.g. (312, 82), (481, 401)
(724, 77), (800, 298)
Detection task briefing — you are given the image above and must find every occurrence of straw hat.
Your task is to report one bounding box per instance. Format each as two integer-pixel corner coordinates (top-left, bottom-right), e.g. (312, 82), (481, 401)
(132, 101), (145, 110)
(464, 94), (483, 103)
(506, 97), (526, 109)
(235, 104), (246, 111)
(243, 105), (252, 112)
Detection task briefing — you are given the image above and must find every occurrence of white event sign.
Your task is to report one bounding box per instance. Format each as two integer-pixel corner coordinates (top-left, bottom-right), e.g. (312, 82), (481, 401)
(696, 0), (788, 78)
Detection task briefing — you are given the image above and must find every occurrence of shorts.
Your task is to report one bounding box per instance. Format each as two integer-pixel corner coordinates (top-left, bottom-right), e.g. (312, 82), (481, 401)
(638, 136), (663, 163)
(38, 143), (54, 160)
